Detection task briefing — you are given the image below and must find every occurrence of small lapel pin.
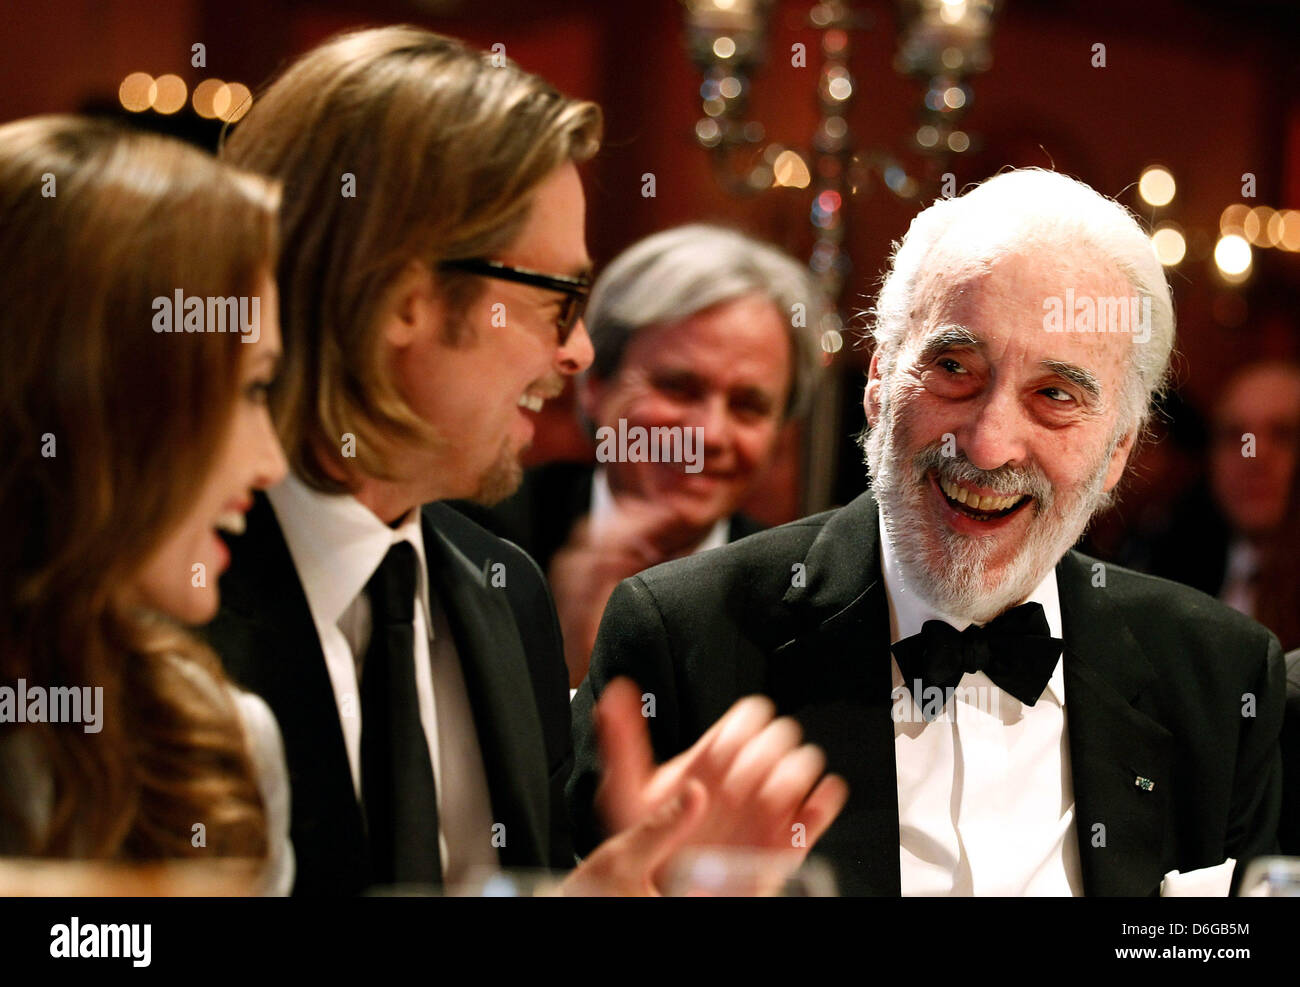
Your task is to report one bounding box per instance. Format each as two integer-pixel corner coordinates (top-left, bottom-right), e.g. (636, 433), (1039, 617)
(1134, 776), (1155, 792)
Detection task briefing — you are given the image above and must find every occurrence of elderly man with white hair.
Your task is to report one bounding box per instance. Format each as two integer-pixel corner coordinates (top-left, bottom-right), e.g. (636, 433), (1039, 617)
(568, 169), (1286, 896)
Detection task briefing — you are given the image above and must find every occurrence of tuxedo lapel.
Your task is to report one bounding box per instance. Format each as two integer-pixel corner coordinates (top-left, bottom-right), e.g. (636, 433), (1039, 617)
(1056, 552), (1174, 896)
(767, 492), (902, 896)
(208, 491), (367, 894)
(421, 508), (550, 869)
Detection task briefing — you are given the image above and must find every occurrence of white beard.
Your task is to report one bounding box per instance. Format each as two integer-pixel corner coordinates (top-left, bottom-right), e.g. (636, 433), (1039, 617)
(864, 383), (1116, 624)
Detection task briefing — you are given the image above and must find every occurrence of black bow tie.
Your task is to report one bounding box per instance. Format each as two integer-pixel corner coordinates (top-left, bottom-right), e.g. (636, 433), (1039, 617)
(891, 602), (1063, 716)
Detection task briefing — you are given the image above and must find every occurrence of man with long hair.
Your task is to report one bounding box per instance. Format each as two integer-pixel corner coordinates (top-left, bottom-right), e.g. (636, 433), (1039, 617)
(208, 26), (845, 895)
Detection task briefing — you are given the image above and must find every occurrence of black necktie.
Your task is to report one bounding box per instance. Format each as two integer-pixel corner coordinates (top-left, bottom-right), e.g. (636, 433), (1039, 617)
(891, 602), (1063, 715)
(359, 541), (442, 887)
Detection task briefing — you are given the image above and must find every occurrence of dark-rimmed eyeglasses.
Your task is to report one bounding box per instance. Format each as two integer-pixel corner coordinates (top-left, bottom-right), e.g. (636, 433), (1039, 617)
(438, 258), (592, 344)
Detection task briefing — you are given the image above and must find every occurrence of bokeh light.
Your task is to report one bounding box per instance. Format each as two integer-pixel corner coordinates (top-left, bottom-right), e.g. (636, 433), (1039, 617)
(1138, 166), (1175, 207)
(118, 72), (154, 113)
(150, 74), (187, 115)
(1151, 224), (1186, 266)
(1214, 233), (1252, 282)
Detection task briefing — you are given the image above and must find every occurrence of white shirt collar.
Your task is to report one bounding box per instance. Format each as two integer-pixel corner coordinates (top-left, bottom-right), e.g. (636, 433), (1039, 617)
(877, 507), (1066, 706)
(267, 472), (431, 635)
(1224, 538), (1260, 582)
(590, 467), (729, 555)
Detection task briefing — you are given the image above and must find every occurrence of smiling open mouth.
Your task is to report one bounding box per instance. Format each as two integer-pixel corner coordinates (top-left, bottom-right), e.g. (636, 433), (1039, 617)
(936, 474), (1032, 521)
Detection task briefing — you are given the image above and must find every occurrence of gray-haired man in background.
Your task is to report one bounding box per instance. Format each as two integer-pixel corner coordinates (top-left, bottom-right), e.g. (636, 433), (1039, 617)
(472, 224), (827, 685)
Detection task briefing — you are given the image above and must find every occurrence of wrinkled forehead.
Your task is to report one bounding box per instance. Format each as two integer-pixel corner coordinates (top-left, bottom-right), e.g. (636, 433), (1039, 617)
(913, 231), (1133, 318)
(905, 242), (1137, 377)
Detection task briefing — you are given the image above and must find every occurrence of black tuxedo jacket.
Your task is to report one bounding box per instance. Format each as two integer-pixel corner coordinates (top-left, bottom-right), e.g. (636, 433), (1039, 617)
(205, 493), (573, 895)
(568, 490), (1286, 896)
(450, 462), (766, 575)
(1282, 661), (1300, 855)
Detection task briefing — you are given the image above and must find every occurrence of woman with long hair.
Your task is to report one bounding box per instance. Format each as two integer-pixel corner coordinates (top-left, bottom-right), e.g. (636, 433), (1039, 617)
(0, 115), (291, 892)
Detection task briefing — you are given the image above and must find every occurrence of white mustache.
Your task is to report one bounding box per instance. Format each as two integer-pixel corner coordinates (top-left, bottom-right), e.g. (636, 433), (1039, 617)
(912, 444), (1053, 514)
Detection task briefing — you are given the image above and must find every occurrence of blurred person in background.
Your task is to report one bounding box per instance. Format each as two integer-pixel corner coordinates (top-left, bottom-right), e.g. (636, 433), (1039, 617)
(1149, 361), (1300, 646)
(469, 224), (825, 686)
(1210, 362), (1300, 629)
(0, 116), (292, 893)
(1253, 419), (1300, 855)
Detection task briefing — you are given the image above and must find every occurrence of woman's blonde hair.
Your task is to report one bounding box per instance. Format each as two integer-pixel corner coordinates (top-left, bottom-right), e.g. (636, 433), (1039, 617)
(221, 25), (603, 492)
(0, 115), (280, 860)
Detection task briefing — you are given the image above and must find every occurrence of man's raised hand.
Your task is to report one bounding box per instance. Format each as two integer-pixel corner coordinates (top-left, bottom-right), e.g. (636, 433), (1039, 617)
(587, 677), (848, 886)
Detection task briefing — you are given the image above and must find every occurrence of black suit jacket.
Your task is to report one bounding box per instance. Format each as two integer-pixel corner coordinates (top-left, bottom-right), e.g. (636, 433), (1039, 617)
(1281, 654), (1300, 855)
(450, 462), (766, 575)
(205, 493), (573, 895)
(567, 490), (1286, 896)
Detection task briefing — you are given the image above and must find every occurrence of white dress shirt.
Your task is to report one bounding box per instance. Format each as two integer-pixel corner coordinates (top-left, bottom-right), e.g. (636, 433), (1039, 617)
(1218, 538), (1259, 618)
(879, 512), (1083, 896)
(229, 687), (295, 895)
(268, 474), (497, 886)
